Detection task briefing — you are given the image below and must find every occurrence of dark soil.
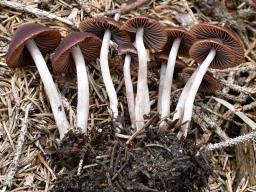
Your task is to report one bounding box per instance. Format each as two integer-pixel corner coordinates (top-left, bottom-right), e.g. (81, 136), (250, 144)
(52, 123), (212, 192)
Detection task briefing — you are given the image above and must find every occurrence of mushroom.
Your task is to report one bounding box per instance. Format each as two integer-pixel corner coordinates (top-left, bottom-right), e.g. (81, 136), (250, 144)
(122, 16), (167, 129)
(117, 43), (137, 129)
(172, 67), (199, 125)
(79, 16), (130, 127)
(52, 32), (102, 135)
(178, 24), (244, 139)
(173, 66), (222, 131)
(5, 23), (69, 139)
(159, 28), (196, 122)
(182, 67), (222, 94)
(154, 52), (187, 113)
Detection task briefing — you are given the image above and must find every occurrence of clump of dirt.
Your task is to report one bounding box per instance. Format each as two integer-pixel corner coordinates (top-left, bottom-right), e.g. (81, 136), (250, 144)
(53, 125), (212, 192)
(57, 130), (91, 169)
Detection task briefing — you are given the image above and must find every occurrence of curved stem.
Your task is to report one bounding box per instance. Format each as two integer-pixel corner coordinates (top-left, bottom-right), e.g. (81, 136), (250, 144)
(160, 38), (181, 119)
(25, 39), (69, 139)
(157, 63), (166, 113)
(123, 54), (135, 128)
(71, 46), (89, 135)
(135, 28), (148, 130)
(172, 67), (199, 125)
(100, 29), (118, 119)
(178, 48), (216, 139)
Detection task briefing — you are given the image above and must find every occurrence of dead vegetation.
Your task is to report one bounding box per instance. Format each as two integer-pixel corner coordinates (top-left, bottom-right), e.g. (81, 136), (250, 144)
(0, 0), (256, 191)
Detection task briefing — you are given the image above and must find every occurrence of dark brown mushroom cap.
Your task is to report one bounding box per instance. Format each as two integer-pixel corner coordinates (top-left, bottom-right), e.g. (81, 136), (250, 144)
(121, 16), (167, 51)
(162, 27), (197, 57)
(52, 32), (102, 74)
(154, 52), (168, 61)
(190, 23), (244, 65)
(6, 23), (61, 68)
(154, 52), (187, 72)
(117, 43), (138, 68)
(175, 59), (187, 73)
(79, 17), (130, 45)
(189, 39), (236, 69)
(182, 67), (222, 93)
(118, 43), (137, 55)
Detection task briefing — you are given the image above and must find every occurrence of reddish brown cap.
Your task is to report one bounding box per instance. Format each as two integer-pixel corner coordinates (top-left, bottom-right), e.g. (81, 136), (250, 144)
(52, 32), (102, 74)
(121, 16), (167, 51)
(155, 53), (187, 72)
(79, 17), (130, 45)
(154, 52), (168, 61)
(6, 23), (61, 68)
(162, 27), (197, 57)
(189, 39), (236, 69)
(182, 67), (222, 93)
(118, 43), (137, 55)
(190, 23), (244, 65)
(175, 59), (187, 73)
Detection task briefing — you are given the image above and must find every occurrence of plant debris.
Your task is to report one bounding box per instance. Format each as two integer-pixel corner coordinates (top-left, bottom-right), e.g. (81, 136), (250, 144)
(0, 0), (256, 191)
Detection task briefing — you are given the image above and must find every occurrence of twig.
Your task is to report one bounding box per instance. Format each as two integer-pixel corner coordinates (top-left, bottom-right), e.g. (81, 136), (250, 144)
(243, 101), (256, 112)
(219, 79), (256, 94)
(126, 113), (158, 145)
(0, 1), (74, 27)
(111, 160), (128, 181)
(1, 104), (31, 189)
(103, 0), (148, 16)
(202, 131), (256, 151)
(211, 63), (256, 73)
(194, 107), (229, 140)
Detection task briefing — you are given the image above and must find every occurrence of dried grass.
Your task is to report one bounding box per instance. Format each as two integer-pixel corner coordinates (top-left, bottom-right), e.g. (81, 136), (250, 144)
(0, 0), (256, 191)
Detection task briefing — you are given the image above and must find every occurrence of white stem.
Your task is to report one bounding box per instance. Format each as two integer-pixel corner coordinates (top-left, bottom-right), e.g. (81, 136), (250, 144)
(135, 28), (148, 130)
(160, 38), (181, 119)
(132, 40), (150, 115)
(71, 46), (89, 135)
(157, 63), (167, 113)
(25, 39), (69, 139)
(100, 29), (118, 118)
(123, 54), (135, 128)
(172, 67), (199, 124)
(178, 49), (216, 139)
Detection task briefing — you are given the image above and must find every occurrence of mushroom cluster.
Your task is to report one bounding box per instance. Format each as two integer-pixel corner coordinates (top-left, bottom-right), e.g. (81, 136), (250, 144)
(5, 17), (244, 141)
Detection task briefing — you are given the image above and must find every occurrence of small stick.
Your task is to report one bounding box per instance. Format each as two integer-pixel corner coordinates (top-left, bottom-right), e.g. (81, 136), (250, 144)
(219, 79), (256, 94)
(0, 0), (74, 27)
(103, 0), (147, 16)
(2, 104), (31, 189)
(202, 131), (256, 151)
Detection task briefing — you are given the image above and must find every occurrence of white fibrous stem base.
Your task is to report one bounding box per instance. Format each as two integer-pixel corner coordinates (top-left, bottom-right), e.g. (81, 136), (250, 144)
(135, 28), (148, 130)
(25, 39), (70, 139)
(100, 29), (119, 119)
(123, 54), (135, 128)
(160, 38), (181, 119)
(157, 63), (166, 113)
(177, 48), (216, 139)
(72, 46), (89, 135)
(172, 67), (199, 125)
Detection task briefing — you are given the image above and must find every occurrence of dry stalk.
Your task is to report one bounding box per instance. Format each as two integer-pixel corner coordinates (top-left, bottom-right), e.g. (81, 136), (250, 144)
(1, 104), (31, 190)
(203, 131), (256, 151)
(0, 1), (74, 27)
